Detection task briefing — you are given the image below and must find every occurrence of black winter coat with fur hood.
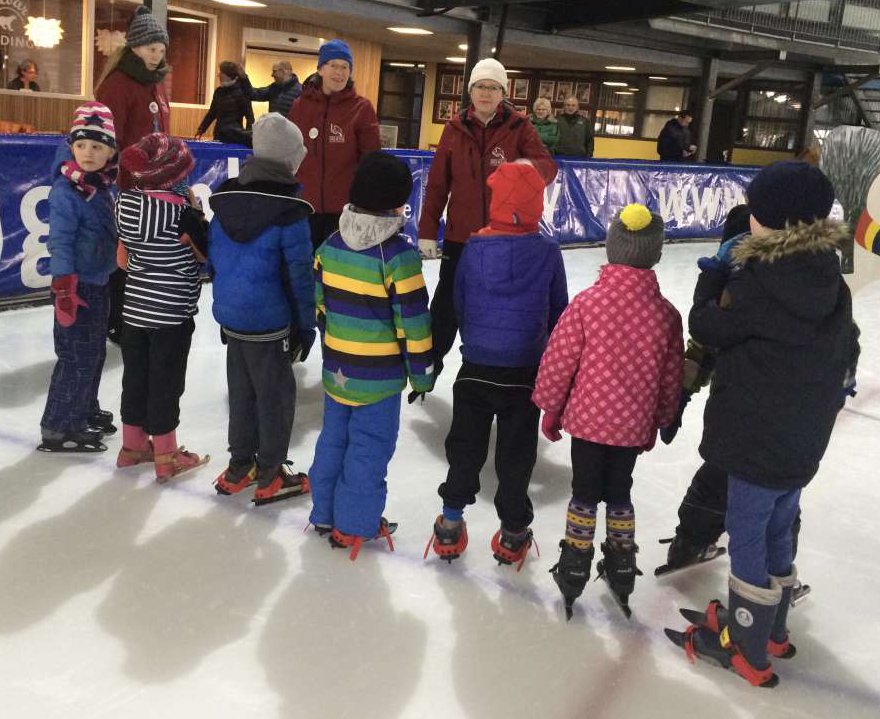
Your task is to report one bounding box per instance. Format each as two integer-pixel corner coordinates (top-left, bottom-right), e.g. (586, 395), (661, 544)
(689, 219), (859, 490)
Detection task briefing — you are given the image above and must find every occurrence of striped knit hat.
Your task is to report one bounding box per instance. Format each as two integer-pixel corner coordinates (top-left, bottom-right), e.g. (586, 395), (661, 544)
(126, 6), (169, 48)
(69, 102), (116, 149)
(120, 133), (194, 190)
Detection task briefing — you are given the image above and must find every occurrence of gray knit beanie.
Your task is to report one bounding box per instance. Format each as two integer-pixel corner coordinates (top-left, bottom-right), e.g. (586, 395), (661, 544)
(253, 113), (307, 176)
(605, 203), (665, 269)
(126, 7), (169, 48)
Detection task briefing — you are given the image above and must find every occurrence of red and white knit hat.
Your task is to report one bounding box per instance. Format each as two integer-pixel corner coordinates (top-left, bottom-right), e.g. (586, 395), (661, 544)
(120, 133), (194, 190)
(69, 102), (116, 149)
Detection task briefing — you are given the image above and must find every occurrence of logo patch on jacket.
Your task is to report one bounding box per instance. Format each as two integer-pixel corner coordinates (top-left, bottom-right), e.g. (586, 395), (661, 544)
(329, 123), (345, 143)
(490, 146), (506, 166)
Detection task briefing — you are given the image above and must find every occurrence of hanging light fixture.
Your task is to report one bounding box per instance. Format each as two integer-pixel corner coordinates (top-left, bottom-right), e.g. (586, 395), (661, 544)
(26, 1), (64, 49)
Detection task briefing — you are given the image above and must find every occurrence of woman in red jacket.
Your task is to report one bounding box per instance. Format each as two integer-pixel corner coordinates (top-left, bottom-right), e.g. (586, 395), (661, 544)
(95, 6), (171, 346)
(288, 39), (381, 252)
(417, 58), (557, 378)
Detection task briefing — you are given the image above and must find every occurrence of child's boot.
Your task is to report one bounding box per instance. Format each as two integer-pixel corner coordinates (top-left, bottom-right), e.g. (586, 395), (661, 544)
(491, 526), (536, 571)
(214, 458), (257, 495)
(330, 517), (397, 561)
(252, 462), (310, 506)
(550, 540), (594, 620)
(116, 424), (153, 467)
(768, 567), (798, 658)
(596, 541), (642, 615)
(88, 407), (117, 435)
(425, 516), (468, 563)
(153, 430), (209, 483)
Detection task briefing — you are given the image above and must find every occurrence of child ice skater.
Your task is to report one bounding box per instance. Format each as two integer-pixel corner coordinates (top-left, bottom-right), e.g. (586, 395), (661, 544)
(666, 162), (859, 687)
(115, 133), (209, 482)
(424, 161), (568, 568)
(309, 151), (433, 560)
(533, 204), (683, 617)
(39, 102), (119, 453)
(208, 113), (315, 504)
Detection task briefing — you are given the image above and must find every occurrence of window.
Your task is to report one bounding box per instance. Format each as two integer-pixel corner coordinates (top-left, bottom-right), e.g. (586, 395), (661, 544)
(642, 83), (690, 139)
(1, 0), (85, 95)
(738, 88), (804, 150)
(593, 82), (636, 137)
(378, 62), (425, 148)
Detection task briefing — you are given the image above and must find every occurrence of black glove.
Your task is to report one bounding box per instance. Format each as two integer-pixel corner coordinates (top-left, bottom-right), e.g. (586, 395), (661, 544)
(287, 329), (316, 363)
(659, 391), (692, 445)
(407, 390), (426, 404)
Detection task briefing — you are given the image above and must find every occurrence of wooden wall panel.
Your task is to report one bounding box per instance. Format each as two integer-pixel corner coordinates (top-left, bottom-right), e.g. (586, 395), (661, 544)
(0, 93), (82, 134)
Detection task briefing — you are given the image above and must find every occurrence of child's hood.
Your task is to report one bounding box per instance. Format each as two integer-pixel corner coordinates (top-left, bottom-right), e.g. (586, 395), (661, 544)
(209, 177), (313, 243)
(51, 143), (73, 176)
(337, 204), (406, 251)
(467, 232), (558, 294)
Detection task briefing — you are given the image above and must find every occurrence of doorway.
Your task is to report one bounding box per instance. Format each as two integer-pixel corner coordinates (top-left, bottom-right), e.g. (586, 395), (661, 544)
(706, 93), (738, 164)
(243, 49), (317, 120)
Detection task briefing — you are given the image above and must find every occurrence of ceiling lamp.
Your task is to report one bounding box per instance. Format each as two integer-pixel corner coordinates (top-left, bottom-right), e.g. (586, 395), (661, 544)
(25, 15), (64, 49)
(649, 76), (668, 80)
(606, 65), (636, 71)
(445, 56), (466, 63)
(603, 81), (628, 87)
(212, 0), (267, 7)
(388, 27), (433, 35)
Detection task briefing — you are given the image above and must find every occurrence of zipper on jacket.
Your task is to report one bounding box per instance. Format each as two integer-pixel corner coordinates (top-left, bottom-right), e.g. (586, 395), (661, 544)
(320, 95), (330, 214)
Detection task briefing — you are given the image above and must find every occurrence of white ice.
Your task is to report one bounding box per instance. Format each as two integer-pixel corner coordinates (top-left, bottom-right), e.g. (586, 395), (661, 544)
(1, 243), (879, 719)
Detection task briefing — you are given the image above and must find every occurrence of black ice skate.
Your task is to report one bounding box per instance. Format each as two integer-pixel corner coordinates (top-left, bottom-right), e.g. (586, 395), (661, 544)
(654, 535), (726, 577)
(424, 516), (468, 563)
(37, 429), (106, 453)
(87, 408), (117, 435)
(549, 541), (594, 621)
(595, 541), (641, 618)
(252, 462), (310, 506)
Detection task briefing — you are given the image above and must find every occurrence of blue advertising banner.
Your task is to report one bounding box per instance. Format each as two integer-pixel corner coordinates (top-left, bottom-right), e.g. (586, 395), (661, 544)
(0, 135), (759, 302)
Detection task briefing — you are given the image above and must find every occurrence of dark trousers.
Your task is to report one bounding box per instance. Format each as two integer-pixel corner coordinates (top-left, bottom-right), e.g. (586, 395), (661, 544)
(309, 212), (341, 254)
(107, 268), (126, 342)
(570, 438), (639, 506)
(120, 319), (194, 435)
(41, 282), (109, 434)
(226, 335), (295, 474)
(439, 362), (539, 532)
(428, 241), (465, 374)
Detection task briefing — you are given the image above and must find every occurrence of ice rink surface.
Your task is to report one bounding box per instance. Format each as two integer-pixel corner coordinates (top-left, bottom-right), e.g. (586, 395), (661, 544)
(1, 242), (878, 719)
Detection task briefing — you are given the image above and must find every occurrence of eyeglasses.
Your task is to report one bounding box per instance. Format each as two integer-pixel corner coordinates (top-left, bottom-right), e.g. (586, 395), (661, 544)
(472, 83), (504, 94)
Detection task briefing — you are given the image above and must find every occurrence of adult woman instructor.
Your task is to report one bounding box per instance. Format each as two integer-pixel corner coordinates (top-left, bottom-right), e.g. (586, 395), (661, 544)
(417, 58), (557, 378)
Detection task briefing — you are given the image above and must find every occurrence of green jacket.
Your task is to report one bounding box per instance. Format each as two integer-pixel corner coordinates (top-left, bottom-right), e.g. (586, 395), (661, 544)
(556, 112), (594, 158)
(529, 115), (559, 153)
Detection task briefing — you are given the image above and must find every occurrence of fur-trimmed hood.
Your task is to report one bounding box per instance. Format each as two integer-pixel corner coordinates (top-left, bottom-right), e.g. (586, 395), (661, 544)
(731, 218), (848, 265)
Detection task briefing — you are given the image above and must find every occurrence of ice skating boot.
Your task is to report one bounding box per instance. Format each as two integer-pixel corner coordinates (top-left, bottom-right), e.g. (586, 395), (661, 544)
(38, 428), (106, 453)
(596, 541), (642, 618)
(768, 567), (798, 659)
(214, 458), (257, 495)
(252, 462), (310, 505)
(655, 533), (726, 576)
(491, 527), (537, 571)
(153, 430), (209, 483)
(330, 517), (397, 561)
(88, 408), (117, 435)
(116, 424), (153, 467)
(549, 540), (594, 620)
(424, 516), (468, 563)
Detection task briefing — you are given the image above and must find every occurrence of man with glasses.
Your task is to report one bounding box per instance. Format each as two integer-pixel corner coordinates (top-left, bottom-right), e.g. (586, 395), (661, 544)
(241, 61), (302, 118)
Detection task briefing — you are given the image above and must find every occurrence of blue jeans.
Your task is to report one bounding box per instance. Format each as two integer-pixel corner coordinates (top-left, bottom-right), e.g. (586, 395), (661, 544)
(309, 393), (401, 537)
(726, 474), (801, 587)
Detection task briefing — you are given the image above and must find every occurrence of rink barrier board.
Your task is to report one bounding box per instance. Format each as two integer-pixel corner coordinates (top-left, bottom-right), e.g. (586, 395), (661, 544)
(0, 135), (760, 304)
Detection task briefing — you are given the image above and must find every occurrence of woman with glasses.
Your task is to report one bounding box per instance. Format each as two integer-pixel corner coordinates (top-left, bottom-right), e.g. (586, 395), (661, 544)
(417, 58), (557, 380)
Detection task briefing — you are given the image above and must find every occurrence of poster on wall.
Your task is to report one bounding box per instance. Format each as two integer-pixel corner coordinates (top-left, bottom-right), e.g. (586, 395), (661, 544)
(538, 81), (554, 99)
(555, 81), (573, 102)
(513, 78), (530, 100)
(439, 73), (456, 95)
(576, 82), (591, 104)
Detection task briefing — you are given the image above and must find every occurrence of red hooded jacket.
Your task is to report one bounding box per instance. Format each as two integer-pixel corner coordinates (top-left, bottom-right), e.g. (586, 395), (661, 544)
(418, 103), (557, 245)
(288, 78), (381, 214)
(95, 69), (170, 152)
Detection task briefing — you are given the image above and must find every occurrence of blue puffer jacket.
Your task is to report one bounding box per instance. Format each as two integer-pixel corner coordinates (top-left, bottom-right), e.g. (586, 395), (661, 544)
(208, 160), (315, 334)
(47, 144), (117, 285)
(454, 230), (568, 367)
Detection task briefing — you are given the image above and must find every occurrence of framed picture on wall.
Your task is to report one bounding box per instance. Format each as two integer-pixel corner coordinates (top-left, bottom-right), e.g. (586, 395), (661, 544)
(514, 104), (528, 116)
(576, 82), (591, 104)
(556, 81), (574, 102)
(440, 73), (456, 95)
(454, 74), (464, 96)
(437, 99), (455, 122)
(538, 80), (555, 100)
(513, 78), (530, 100)
(507, 79), (514, 98)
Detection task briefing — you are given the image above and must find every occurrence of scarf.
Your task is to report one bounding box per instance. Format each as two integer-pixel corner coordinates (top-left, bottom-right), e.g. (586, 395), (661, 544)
(117, 47), (169, 86)
(59, 157), (118, 201)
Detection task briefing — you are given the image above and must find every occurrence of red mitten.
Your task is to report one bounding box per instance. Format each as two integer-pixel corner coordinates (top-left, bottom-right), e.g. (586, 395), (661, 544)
(541, 411), (563, 442)
(51, 275), (88, 327)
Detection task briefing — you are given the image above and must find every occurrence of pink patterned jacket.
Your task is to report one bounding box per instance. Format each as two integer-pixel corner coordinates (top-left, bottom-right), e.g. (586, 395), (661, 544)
(532, 263), (684, 448)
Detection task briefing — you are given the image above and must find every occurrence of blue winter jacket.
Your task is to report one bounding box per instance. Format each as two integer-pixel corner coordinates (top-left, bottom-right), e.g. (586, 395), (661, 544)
(454, 230), (568, 367)
(47, 144), (117, 285)
(208, 163), (315, 334)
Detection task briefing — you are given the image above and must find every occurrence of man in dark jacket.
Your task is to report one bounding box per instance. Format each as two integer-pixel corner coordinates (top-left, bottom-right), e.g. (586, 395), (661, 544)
(657, 110), (695, 161)
(241, 61), (302, 117)
(556, 95), (594, 158)
(667, 162), (859, 688)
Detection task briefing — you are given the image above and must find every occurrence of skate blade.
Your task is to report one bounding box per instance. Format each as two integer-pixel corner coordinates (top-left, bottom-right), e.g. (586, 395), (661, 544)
(791, 584), (811, 607)
(37, 441), (107, 453)
(654, 547), (727, 576)
(156, 454), (211, 484)
(252, 486), (309, 506)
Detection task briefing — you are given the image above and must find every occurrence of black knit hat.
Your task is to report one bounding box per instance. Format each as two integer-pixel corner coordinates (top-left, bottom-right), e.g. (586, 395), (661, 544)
(747, 161), (835, 230)
(126, 6), (169, 48)
(350, 151), (413, 212)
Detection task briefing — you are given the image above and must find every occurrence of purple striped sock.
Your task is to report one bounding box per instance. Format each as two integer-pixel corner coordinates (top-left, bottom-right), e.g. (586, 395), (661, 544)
(607, 503), (635, 548)
(565, 498), (597, 550)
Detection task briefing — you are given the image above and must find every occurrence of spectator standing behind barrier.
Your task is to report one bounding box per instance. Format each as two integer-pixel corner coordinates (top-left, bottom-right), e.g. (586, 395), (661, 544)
(657, 109), (696, 162)
(95, 6), (172, 345)
(288, 39), (380, 253)
(7, 59), (39, 91)
(240, 61), (302, 117)
(529, 97), (558, 153)
(416, 57), (557, 380)
(555, 96), (593, 158)
(195, 62), (254, 146)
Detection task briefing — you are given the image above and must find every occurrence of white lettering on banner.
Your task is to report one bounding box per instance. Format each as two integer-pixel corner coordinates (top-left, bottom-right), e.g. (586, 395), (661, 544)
(228, 156), (240, 179)
(542, 180), (561, 227)
(658, 186), (687, 225)
(20, 185), (51, 289)
(191, 183), (214, 222)
(658, 185), (746, 225)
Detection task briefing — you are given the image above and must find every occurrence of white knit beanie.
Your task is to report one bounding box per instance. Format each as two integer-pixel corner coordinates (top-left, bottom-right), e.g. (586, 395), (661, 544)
(468, 58), (507, 92)
(253, 112), (307, 176)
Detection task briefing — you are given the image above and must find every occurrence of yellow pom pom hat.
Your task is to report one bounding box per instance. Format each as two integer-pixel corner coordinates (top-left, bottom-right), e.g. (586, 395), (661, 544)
(606, 202), (665, 269)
